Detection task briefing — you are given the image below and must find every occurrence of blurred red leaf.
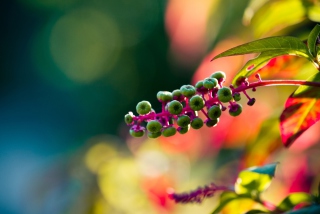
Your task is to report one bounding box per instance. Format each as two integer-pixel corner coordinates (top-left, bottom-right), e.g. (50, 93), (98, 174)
(280, 73), (320, 147)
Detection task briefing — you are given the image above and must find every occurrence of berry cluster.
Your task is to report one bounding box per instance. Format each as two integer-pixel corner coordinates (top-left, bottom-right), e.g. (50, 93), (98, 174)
(124, 71), (256, 138)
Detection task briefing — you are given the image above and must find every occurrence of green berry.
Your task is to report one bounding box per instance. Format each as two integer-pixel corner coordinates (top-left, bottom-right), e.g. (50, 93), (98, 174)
(177, 115), (191, 127)
(172, 89), (183, 100)
(146, 120), (162, 133)
(247, 98), (256, 106)
(167, 100), (183, 115)
(217, 87), (233, 103)
(180, 85), (196, 98)
(136, 101), (152, 115)
(157, 91), (173, 102)
(229, 104), (242, 117)
(191, 117), (203, 129)
(203, 78), (218, 89)
(233, 92), (241, 101)
(177, 125), (190, 134)
(130, 128), (145, 137)
(195, 81), (204, 89)
(210, 71), (226, 81)
(189, 95), (205, 111)
(162, 126), (177, 137)
(124, 113), (133, 124)
(148, 131), (161, 138)
(205, 118), (219, 127)
(207, 105), (221, 119)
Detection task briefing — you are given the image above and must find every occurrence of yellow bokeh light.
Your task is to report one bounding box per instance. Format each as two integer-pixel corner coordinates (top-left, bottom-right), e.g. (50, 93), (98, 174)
(50, 8), (121, 83)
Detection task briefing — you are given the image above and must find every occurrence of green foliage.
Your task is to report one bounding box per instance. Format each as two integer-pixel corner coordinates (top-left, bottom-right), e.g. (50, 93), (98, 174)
(278, 193), (312, 212)
(307, 24), (320, 57)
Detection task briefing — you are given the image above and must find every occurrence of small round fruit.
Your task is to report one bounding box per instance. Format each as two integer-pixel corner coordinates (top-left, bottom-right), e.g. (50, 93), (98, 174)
(167, 100), (183, 115)
(177, 115), (191, 127)
(205, 118), (219, 127)
(172, 89), (183, 101)
(247, 98), (256, 106)
(124, 113), (133, 124)
(157, 91), (173, 102)
(146, 120), (162, 133)
(191, 117), (203, 129)
(207, 105), (221, 119)
(229, 103), (242, 117)
(162, 126), (177, 137)
(189, 95), (205, 111)
(195, 81), (204, 89)
(210, 71), (226, 81)
(180, 85), (196, 98)
(233, 92), (241, 101)
(148, 131), (161, 138)
(177, 125), (190, 134)
(203, 78), (218, 89)
(136, 101), (152, 115)
(217, 87), (233, 103)
(130, 128), (145, 137)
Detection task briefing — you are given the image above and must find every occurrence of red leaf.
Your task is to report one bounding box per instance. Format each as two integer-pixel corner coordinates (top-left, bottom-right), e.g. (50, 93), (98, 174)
(280, 73), (320, 147)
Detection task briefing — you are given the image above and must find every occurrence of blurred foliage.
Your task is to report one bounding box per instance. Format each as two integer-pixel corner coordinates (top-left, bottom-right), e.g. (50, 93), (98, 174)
(1, 0), (320, 214)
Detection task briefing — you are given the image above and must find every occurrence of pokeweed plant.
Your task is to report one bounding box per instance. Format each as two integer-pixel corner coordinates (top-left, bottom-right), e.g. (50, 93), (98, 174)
(124, 25), (320, 213)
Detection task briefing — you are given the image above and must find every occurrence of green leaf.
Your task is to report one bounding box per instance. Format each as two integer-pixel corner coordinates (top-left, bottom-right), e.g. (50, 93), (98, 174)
(307, 24), (320, 57)
(244, 210), (268, 214)
(283, 205), (320, 214)
(211, 36), (311, 61)
(231, 50), (289, 87)
(211, 192), (251, 214)
(235, 163), (278, 195)
(278, 193), (313, 211)
(280, 73), (320, 147)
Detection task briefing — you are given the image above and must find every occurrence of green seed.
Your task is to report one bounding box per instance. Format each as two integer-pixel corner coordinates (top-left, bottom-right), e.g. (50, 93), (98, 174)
(146, 120), (162, 133)
(180, 85), (196, 98)
(233, 92), (241, 101)
(229, 104), (242, 117)
(167, 100), (183, 115)
(136, 101), (152, 115)
(124, 113), (133, 124)
(177, 125), (190, 134)
(189, 95), (205, 111)
(130, 128), (145, 137)
(203, 78), (218, 89)
(210, 71), (226, 81)
(177, 115), (191, 127)
(148, 131), (161, 138)
(191, 117), (203, 129)
(217, 87), (233, 103)
(207, 105), (221, 119)
(205, 118), (219, 127)
(162, 126), (177, 137)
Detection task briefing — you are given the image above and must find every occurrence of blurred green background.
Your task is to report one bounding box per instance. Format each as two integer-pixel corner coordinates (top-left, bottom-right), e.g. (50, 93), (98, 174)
(1, 0), (320, 214)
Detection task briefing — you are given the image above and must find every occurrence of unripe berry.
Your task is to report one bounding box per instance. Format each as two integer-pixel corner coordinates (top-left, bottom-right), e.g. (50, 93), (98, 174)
(205, 118), (219, 127)
(217, 87), (233, 103)
(233, 92), (241, 101)
(210, 71), (226, 82)
(203, 78), (218, 89)
(177, 115), (191, 127)
(124, 113), (133, 124)
(148, 131), (161, 138)
(172, 89), (183, 101)
(189, 95), (205, 111)
(177, 125), (190, 134)
(146, 120), (162, 133)
(167, 100), (183, 115)
(136, 101), (152, 115)
(191, 117), (203, 129)
(162, 126), (177, 137)
(207, 105), (221, 119)
(130, 128), (145, 137)
(157, 91), (173, 102)
(180, 85), (196, 98)
(195, 81), (204, 89)
(229, 103), (242, 117)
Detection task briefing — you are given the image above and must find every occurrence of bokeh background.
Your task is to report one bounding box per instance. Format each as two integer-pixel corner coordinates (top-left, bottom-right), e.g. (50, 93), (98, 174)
(1, 0), (320, 213)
